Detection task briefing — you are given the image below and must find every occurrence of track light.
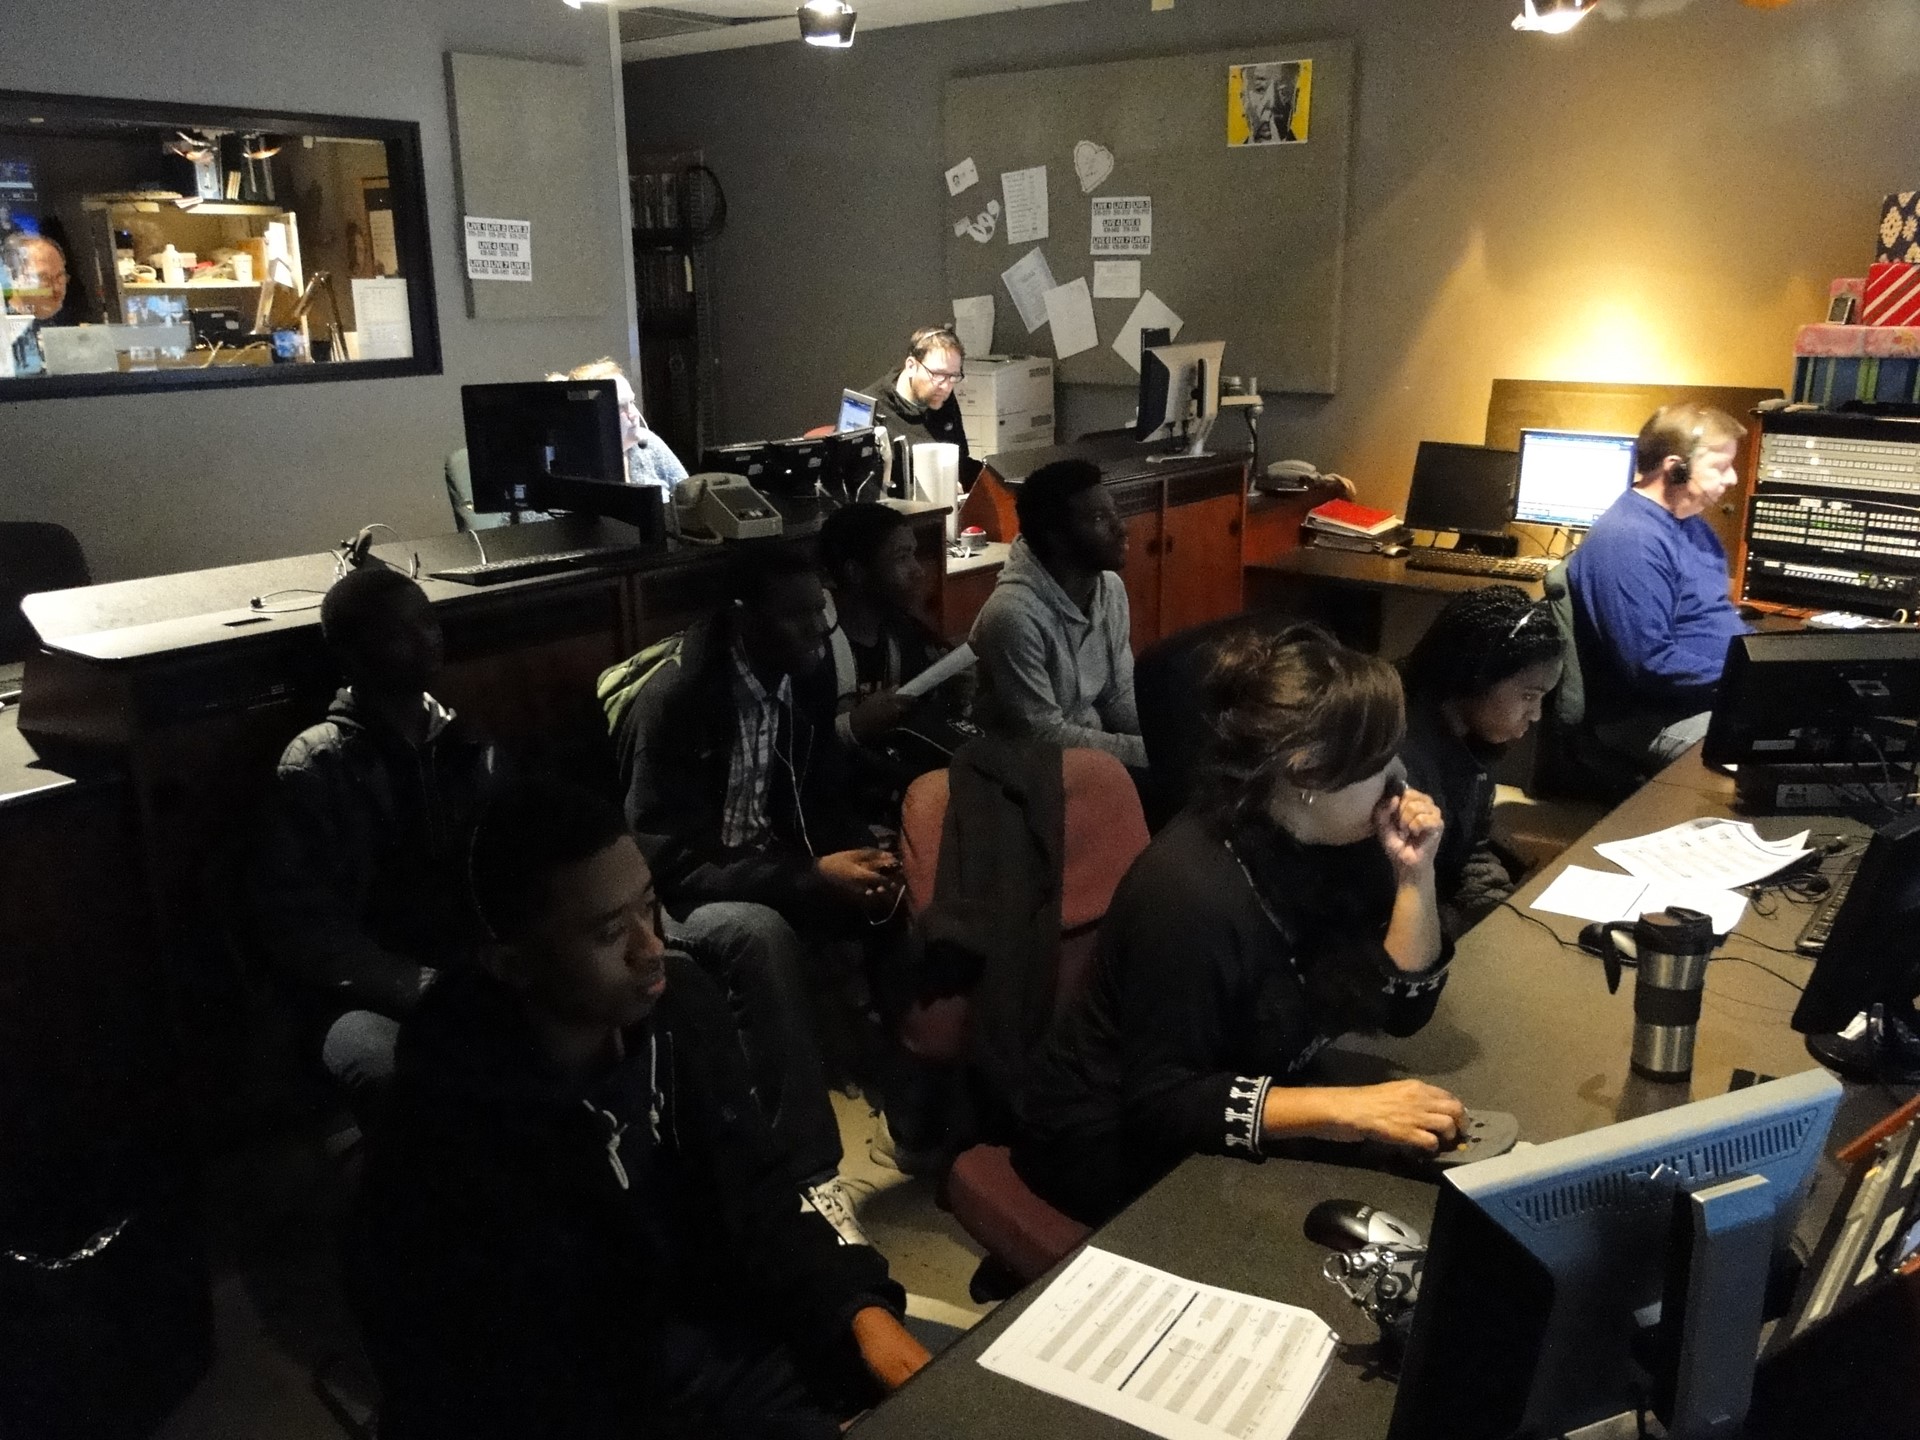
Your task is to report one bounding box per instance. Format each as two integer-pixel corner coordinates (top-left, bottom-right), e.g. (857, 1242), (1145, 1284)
(798, 0), (857, 47)
(1513, 0), (1594, 34)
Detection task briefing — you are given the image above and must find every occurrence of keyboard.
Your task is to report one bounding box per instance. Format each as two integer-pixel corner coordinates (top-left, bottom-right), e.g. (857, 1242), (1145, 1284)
(427, 548), (626, 586)
(1795, 856), (1862, 956)
(1404, 550), (1553, 582)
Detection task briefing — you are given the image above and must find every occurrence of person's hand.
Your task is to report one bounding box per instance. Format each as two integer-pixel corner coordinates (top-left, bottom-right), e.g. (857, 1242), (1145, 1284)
(1313, 1080), (1466, 1153)
(1374, 784), (1443, 878)
(851, 1305), (931, 1391)
(849, 688), (912, 744)
(818, 848), (903, 908)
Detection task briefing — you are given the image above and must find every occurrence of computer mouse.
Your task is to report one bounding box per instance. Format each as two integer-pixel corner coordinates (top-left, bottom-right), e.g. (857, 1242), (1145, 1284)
(1378, 543), (1410, 559)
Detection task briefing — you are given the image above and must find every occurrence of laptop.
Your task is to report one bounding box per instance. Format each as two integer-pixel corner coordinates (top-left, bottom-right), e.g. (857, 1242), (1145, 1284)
(838, 388), (878, 433)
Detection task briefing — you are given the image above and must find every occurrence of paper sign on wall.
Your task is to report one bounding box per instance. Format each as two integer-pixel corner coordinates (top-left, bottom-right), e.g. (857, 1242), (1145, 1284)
(1001, 166), (1049, 245)
(952, 294), (995, 358)
(945, 157), (979, 196)
(464, 217), (532, 282)
(1001, 247), (1058, 334)
(1092, 261), (1141, 300)
(1043, 277), (1099, 359)
(1090, 196), (1151, 256)
(1112, 289), (1184, 372)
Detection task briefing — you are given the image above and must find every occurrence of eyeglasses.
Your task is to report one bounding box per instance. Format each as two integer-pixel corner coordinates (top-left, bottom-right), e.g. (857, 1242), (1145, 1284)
(918, 358), (964, 383)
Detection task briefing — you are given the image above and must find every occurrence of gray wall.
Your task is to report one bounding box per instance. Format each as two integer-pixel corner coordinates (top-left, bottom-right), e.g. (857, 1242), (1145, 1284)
(624, 0), (1920, 512)
(0, 0), (632, 583)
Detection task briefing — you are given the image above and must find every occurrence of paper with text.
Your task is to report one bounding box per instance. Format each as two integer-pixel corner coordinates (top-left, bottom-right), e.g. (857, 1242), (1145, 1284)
(1002, 165), (1050, 244)
(1091, 195), (1152, 256)
(946, 156), (980, 196)
(1044, 277), (1099, 359)
(952, 295), (995, 358)
(463, 217), (531, 282)
(1112, 290), (1185, 371)
(1094, 260), (1142, 299)
(979, 1247), (1335, 1440)
(351, 278), (413, 360)
(1531, 865), (1748, 934)
(1002, 248), (1059, 333)
(1592, 818), (1810, 892)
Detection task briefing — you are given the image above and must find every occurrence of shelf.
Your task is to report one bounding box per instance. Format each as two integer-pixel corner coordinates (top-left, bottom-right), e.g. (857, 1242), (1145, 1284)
(125, 280), (262, 290)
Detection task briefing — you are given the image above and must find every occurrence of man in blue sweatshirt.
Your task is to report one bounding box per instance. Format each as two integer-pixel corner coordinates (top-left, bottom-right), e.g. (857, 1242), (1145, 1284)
(1565, 403), (1750, 773)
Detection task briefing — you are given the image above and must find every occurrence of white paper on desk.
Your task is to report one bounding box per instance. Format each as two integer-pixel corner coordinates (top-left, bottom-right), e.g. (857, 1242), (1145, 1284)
(978, 1245), (1336, 1440)
(945, 156), (979, 196)
(897, 644), (976, 700)
(1593, 817), (1810, 891)
(1093, 260), (1142, 299)
(952, 294), (995, 359)
(1112, 290), (1184, 371)
(1001, 165), (1050, 244)
(1043, 276), (1099, 359)
(1001, 247), (1058, 333)
(350, 277), (412, 360)
(1531, 865), (1748, 934)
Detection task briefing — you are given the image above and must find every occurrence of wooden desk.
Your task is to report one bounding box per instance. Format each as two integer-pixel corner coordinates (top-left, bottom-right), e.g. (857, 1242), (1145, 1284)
(1244, 546), (1546, 658)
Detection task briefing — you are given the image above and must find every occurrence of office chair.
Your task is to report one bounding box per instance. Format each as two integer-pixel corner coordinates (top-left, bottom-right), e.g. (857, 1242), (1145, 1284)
(1533, 561), (1648, 804)
(443, 448), (514, 533)
(897, 746), (1149, 1292)
(0, 520), (90, 665)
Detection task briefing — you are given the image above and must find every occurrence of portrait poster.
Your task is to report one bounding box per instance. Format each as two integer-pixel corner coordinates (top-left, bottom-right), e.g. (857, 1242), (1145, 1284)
(1226, 60), (1312, 146)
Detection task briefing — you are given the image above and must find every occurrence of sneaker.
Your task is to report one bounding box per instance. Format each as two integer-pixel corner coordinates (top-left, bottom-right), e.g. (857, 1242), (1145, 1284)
(801, 1176), (873, 1248)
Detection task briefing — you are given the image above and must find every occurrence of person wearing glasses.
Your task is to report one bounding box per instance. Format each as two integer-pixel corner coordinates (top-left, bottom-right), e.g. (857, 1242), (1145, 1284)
(861, 324), (981, 487)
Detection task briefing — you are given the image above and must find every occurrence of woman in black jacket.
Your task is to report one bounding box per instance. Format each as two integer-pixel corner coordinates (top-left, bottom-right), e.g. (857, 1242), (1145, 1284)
(1011, 625), (1466, 1227)
(1398, 585), (1564, 938)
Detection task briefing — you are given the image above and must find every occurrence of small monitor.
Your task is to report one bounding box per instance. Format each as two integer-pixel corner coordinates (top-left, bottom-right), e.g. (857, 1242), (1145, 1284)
(1134, 339), (1225, 452)
(1403, 441), (1521, 539)
(1703, 630), (1920, 769)
(1515, 428), (1638, 528)
(1791, 809), (1920, 1037)
(1390, 1069), (1842, 1440)
(462, 380), (624, 516)
(838, 388), (878, 433)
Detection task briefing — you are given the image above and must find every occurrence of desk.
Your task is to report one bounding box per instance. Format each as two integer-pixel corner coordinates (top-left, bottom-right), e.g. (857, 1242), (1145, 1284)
(1244, 547), (1547, 659)
(856, 749), (1889, 1439)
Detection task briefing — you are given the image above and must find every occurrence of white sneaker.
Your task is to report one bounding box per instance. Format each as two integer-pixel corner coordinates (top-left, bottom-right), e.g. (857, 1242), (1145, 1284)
(801, 1175), (873, 1248)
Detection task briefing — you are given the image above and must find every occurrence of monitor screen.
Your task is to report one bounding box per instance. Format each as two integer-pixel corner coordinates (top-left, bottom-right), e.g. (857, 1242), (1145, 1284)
(1515, 429), (1638, 528)
(1403, 441), (1521, 538)
(462, 380), (624, 515)
(838, 388), (877, 433)
(1134, 339), (1225, 445)
(1791, 809), (1920, 1036)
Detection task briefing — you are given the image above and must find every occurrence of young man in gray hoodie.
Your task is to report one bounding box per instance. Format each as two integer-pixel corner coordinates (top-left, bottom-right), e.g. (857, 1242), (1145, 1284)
(969, 458), (1147, 769)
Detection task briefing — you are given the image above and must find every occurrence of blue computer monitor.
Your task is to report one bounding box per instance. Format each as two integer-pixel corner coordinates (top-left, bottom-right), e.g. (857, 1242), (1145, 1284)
(1389, 1069), (1842, 1440)
(838, 388), (877, 433)
(1515, 428), (1638, 528)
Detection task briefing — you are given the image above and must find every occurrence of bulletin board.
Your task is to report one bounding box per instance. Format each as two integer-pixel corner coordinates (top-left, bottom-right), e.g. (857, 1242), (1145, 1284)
(447, 51), (610, 320)
(942, 40), (1352, 393)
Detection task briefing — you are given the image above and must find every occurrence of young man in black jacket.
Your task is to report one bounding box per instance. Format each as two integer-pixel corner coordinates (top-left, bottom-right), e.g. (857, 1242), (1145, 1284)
(356, 778), (927, 1440)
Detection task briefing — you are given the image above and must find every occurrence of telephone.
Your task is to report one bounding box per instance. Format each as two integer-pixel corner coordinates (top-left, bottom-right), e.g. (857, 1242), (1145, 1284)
(1256, 459), (1357, 499)
(676, 472), (784, 541)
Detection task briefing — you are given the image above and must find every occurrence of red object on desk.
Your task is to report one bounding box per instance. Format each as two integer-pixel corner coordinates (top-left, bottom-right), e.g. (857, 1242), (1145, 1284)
(1306, 498), (1399, 536)
(1863, 261), (1920, 326)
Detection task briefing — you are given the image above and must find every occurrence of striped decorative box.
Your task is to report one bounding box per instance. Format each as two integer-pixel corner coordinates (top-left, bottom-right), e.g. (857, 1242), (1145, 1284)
(1862, 262), (1920, 326)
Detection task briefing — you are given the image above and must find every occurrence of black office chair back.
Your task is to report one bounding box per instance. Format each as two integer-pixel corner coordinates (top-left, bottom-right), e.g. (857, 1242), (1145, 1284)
(0, 521), (90, 664)
(1532, 561), (1644, 803)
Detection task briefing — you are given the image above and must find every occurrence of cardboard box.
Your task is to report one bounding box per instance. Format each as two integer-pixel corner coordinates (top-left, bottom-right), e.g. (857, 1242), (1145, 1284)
(955, 354), (1054, 419)
(1862, 262), (1920, 326)
(1876, 192), (1920, 265)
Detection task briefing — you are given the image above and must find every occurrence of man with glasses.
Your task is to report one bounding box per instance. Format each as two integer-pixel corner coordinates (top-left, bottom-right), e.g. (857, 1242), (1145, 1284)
(862, 323), (981, 486)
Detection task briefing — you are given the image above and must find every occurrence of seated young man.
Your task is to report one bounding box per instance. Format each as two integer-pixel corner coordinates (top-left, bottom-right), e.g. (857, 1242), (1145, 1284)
(357, 778), (928, 1440)
(969, 458), (1146, 769)
(252, 566), (500, 1110)
(819, 502), (950, 747)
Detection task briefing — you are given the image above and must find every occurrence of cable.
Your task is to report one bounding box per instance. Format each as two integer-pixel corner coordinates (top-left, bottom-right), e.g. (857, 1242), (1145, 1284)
(1496, 900), (1588, 953)
(248, 588), (327, 613)
(468, 528), (490, 566)
(1711, 951), (1806, 992)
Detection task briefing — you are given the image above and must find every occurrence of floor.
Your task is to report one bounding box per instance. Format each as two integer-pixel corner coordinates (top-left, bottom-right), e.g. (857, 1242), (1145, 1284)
(151, 1093), (993, 1439)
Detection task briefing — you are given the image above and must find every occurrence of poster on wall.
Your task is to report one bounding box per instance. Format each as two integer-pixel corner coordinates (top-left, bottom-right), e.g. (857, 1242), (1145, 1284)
(1226, 60), (1312, 146)
(464, 216), (532, 282)
(1090, 196), (1151, 256)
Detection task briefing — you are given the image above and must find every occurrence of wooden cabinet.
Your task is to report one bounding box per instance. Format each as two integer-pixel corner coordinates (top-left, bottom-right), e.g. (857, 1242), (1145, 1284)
(1160, 491), (1245, 636)
(1115, 480), (1163, 654)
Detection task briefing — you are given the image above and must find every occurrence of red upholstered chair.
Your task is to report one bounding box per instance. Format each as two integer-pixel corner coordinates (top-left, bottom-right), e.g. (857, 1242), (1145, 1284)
(897, 747), (1149, 1285)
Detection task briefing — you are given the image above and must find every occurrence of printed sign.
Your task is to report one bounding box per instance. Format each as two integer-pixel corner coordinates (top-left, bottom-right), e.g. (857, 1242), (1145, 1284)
(464, 216), (532, 282)
(1090, 196), (1152, 256)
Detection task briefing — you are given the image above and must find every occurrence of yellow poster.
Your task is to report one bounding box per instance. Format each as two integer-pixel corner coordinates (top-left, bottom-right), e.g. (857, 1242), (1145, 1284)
(1227, 60), (1312, 146)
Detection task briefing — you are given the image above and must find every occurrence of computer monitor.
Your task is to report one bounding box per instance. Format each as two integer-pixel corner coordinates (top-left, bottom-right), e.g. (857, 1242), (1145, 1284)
(1791, 810), (1920, 1039)
(1390, 1069), (1842, 1440)
(838, 388), (878, 433)
(820, 427), (886, 505)
(1135, 339), (1225, 455)
(1403, 441), (1521, 546)
(462, 380), (624, 516)
(1515, 428), (1639, 528)
(1703, 630), (1920, 769)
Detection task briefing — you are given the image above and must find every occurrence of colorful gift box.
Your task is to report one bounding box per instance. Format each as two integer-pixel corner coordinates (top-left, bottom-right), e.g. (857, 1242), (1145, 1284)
(1876, 192), (1920, 264)
(1862, 262), (1920, 326)
(1831, 277), (1867, 303)
(1863, 325), (1920, 358)
(1794, 323), (1867, 356)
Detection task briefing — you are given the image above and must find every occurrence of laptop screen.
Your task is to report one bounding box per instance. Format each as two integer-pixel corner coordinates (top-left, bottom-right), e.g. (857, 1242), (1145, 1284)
(838, 389), (877, 433)
(1515, 429), (1638, 529)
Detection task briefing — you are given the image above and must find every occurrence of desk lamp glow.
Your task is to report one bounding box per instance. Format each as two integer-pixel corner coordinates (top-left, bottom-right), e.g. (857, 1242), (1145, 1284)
(1513, 0), (1594, 33)
(798, 0), (857, 47)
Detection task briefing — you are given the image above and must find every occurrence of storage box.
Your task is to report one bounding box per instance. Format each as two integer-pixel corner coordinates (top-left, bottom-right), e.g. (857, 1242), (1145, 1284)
(1863, 325), (1920, 358)
(1831, 277), (1866, 304)
(1876, 192), (1920, 264)
(1793, 323), (1867, 357)
(955, 354), (1054, 420)
(1862, 262), (1920, 326)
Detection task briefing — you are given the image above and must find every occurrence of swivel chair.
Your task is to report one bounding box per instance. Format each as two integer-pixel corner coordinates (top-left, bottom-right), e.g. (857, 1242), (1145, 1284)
(0, 520), (90, 665)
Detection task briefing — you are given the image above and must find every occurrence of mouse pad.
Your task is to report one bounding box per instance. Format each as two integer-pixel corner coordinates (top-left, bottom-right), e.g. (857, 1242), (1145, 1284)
(1428, 1109), (1520, 1170)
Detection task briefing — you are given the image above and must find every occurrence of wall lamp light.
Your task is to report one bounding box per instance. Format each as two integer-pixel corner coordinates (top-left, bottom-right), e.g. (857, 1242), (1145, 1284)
(1513, 0), (1595, 34)
(798, 0), (857, 47)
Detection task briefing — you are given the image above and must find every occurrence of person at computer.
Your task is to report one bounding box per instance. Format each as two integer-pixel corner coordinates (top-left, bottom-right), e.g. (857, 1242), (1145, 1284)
(970, 457), (1146, 769)
(354, 777), (927, 1440)
(2, 230), (79, 374)
(862, 323), (980, 487)
(1565, 403), (1750, 772)
(1008, 624), (1463, 1228)
(551, 356), (689, 493)
(1399, 585), (1564, 938)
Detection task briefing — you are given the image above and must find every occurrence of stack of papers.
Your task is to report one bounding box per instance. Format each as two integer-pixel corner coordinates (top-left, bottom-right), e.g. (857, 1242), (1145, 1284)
(1531, 817), (1812, 933)
(978, 1246), (1336, 1440)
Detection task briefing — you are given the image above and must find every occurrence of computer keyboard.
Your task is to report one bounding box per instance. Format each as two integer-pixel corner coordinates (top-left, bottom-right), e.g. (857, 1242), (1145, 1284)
(1404, 550), (1553, 582)
(1795, 856), (1862, 956)
(427, 548), (625, 585)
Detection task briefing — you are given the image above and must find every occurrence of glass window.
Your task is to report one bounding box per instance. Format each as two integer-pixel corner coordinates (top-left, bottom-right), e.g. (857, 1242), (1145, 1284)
(0, 90), (439, 399)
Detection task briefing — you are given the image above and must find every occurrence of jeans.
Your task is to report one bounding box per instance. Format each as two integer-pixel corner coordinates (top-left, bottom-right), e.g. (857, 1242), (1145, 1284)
(1648, 709), (1713, 764)
(671, 902), (844, 1187)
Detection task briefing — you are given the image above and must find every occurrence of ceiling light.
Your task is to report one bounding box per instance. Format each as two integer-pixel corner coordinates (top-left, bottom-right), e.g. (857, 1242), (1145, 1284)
(562, 0), (608, 9)
(798, 0), (857, 47)
(1513, 0), (1594, 34)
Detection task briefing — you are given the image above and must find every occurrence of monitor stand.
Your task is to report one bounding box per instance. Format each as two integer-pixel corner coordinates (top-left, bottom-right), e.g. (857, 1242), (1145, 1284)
(1805, 1002), (1920, 1087)
(1449, 531), (1520, 558)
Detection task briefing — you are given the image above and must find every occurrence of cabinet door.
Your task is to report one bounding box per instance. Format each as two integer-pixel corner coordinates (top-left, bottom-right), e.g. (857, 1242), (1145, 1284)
(1121, 508), (1162, 653)
(1160, 492), (1246, 636)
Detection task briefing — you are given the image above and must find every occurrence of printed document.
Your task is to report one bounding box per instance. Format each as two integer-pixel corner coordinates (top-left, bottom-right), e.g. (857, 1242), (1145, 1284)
(1531, 865), (1748, 935)
(1592, 817), (1809, 891)
(1002, 248), (1059, 333)
(1002, 165), (1050, 244)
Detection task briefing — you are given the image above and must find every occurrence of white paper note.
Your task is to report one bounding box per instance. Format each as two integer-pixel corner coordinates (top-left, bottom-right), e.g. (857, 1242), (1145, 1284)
(1592, 817), (1810, 891)
(463, 216), (531, 282)
(952, 294), (995, 358)
(1112, 289), (1185, 371)
(1091, 195), (1152, 256)
(978, 1246), (1336, 1440)
(1093, 260), (1141, 299)
(1002, 248), (1059, 334)
(945, 156), (979, 196)
(897, 644), (976, 700)
(1531, 865), (1748, 935)
(351, 277), (413, 360)
(1002, 165), (1050, 244)
(1043, 277), (1099, 359)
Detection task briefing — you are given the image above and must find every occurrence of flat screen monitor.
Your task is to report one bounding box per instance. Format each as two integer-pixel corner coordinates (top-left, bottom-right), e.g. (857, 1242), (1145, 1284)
(1389, 1069), (1842, 1440)
(1791, 809), (1920, 1036)
(462, 380), (624, 515)
(1515, 428), (1638, 528)
(1135, 339), (1225, 449)
(1403, 441), (1521, 539)
(838, 388), (878, 433)
(1703, 630), (1920, 769)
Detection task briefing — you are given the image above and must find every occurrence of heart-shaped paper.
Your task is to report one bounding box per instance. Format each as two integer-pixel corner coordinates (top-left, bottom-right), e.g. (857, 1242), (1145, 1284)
(1074, 140), (1114, 194)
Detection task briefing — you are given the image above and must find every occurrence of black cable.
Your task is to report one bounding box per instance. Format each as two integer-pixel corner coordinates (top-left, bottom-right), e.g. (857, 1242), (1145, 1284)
(1711, 951), (1806, 992)
(1496, 900), (1588, 952)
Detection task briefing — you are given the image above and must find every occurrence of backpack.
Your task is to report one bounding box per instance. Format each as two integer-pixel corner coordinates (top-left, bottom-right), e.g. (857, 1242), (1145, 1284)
(596, 634), (685, 736)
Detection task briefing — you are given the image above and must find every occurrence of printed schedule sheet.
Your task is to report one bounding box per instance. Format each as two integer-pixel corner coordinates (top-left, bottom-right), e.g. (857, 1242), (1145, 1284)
(977, 1246), (1337, 1440)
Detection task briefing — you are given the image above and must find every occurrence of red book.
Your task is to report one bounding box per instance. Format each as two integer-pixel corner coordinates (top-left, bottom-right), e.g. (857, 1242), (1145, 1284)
(1306, 498), (1400, 537)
